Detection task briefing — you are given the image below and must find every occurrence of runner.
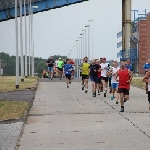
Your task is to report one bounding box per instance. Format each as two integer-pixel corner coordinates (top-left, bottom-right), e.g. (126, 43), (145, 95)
(99, 58), (103, 92)
(101, 58), (110, 97)
(142, 69), (150, 110)
(143, 59), (150, 94)
(125, 59), (133, 72)
(64, 59), (73, 88)
(46, 56), (55, 80)
(96, 59), (102, 95)
(116, 61), (133, 112)
(69, 59), (76, 79)
(89, 59), (100, 97)
(55, 58), (59, 77)
(108, 61), (120, 104)
(58, 58), (64, 80)
(80, 57), (90, 93)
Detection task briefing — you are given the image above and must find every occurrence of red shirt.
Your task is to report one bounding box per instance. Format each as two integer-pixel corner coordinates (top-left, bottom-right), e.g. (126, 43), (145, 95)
(118, 68), (130, 89)
(97, 65), (101, 78)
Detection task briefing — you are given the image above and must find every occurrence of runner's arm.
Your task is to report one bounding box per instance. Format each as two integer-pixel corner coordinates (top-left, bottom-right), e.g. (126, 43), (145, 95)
(142, 71), (150, 83)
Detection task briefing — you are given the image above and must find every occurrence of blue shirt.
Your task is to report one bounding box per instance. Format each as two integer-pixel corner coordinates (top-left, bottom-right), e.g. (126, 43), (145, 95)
(64, 64), (73, 74)
(143, 63), (150, 70)
(125, 64), (133, 71)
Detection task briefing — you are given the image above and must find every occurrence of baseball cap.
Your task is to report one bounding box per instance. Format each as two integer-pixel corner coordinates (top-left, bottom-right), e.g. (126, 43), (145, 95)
(103, 57), (106, 60)
(59, 58), (61, 59)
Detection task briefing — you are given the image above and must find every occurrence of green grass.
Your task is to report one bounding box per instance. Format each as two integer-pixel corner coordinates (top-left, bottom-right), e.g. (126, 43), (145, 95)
(0, 101), (29, 121)
(131, 77), (145, 89)
(0, 76), (38, 92)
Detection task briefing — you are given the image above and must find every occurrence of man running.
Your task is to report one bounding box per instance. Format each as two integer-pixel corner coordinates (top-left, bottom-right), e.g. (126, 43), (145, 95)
(64, 59), (73, 88)
(69, 59), (76, 79)
(108, 61), (120, 104)
(142, 69), (150, 110)
(80, 57), (90, 93)
(101, 57), (110, 97)
(116, 61), (133, 112)
(58, 58), (64, 80)
(143, 59), (150, 94)
(89, 59), (100, 97)
(46, 56), (55, 80)
(96, 59), (102, 95)
(55, 58), (59, 77)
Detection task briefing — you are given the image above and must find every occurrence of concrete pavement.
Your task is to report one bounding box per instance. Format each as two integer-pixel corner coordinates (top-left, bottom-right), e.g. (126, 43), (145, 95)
(17, 78), (150, 150)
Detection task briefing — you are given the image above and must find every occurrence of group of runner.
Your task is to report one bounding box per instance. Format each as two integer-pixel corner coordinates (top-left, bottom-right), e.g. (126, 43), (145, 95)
(79, 57), (133, 112)
(45, 56), (150, 112)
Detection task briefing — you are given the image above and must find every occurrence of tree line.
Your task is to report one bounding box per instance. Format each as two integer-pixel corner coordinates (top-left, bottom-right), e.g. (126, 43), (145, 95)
(0, 52), (67, 77)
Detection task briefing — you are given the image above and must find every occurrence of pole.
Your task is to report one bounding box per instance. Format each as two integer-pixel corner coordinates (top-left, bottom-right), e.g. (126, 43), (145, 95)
(20, 0), (24, 82)
(31, 9), (34, 77)
(92, 22), (93, 59)
(24, 0), (27, 78)
(85, 29), (87, 57)
(76, 42), (79, 78)
(82, 33), (84, 58)
(88, 26), (90, 60)
(15, 0), (19, 88)
(28, 0), (31, 76)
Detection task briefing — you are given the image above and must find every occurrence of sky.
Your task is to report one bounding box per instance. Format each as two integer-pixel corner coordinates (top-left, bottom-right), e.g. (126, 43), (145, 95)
(0, 0), (150, 60)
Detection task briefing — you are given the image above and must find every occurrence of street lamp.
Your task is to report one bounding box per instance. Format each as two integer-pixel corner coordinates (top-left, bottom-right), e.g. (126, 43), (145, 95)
(20, 0), (24, 82)
(89, 20), (93, 59)
(76, 40), (79, 78)
(85, 25), (90, 61)
(24, 0), (27, 78)
(78, 37), (82, 65)
(15, 0), (19, 88)
(31, 6), (38, 77)
(80, 33), (84, 58)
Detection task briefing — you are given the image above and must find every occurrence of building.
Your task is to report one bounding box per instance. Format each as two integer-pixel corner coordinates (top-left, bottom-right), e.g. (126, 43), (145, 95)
(132, 11), (150, 74)
(117, 10), (150, 74)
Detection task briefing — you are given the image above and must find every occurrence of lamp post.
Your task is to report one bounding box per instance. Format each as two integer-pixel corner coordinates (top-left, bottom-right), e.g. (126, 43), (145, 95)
(80, 33), (84, 59)
(82, 30), (85, 57)
(78, 37), (82, 65)
(31, 6), (38, 77)
(85, 25), (90, 61)
(15, 0), (19, 88)
(89, 20), (93, 59)
(84, 29), (87, 57)
(24, 0), (27, 78)
(76, 40), (79, 78)
(20, 0), (24, 82)
(28, 0), (31, 76)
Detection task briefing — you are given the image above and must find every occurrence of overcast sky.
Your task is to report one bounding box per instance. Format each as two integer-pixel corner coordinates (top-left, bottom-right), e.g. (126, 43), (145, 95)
(0, 0), (150, 60)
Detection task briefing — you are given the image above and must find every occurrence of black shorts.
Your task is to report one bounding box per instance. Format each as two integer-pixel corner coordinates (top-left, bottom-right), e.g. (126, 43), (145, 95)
(65, 74), (71, 80)
(118, 88), (129, 95)
(82, 75), (89, 80)
(98, 77), (101, 84)
(109, 77), (111, 88)
(102, 77), (108, 82)
(148, 91), (150, 103)
(58, 68), (63, 71)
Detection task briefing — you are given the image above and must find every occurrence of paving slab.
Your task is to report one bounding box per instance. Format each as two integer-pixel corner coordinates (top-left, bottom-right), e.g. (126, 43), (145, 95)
(0, 122), (24, 150)
(17, 80), (150, 150)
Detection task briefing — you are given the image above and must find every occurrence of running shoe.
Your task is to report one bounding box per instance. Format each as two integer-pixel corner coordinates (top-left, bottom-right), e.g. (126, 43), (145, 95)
(85, 89), (88, 93)
(67, 86), (69, 88)
(93, 92), (96, 97)
(111, 97), (114, 100)
(120, 108), (124, 112)
(116, 101), (119, 104)
(82, 87), (84, 90)
(123, 97), (126, 102)
(104, 93), (106, 97)
(69, 81), (71, 84)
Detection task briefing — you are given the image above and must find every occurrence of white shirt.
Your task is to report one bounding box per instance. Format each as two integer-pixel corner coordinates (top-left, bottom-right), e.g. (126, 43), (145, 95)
(55, 60), (58, 67)
(111, 67), (120, 83)
(101, 63), (109, 77)
(148, 77), (150, 91)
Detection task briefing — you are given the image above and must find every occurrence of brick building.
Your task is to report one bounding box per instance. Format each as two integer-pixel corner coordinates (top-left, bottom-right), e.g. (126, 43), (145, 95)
(131, 12), (150, 74)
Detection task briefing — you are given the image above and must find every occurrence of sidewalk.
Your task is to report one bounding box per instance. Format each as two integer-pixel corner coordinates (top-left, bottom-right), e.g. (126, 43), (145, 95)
(17, 78), (150, 150)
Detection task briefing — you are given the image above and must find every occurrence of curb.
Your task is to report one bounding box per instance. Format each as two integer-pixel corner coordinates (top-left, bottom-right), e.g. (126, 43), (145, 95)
(14, 80), (38, 150)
